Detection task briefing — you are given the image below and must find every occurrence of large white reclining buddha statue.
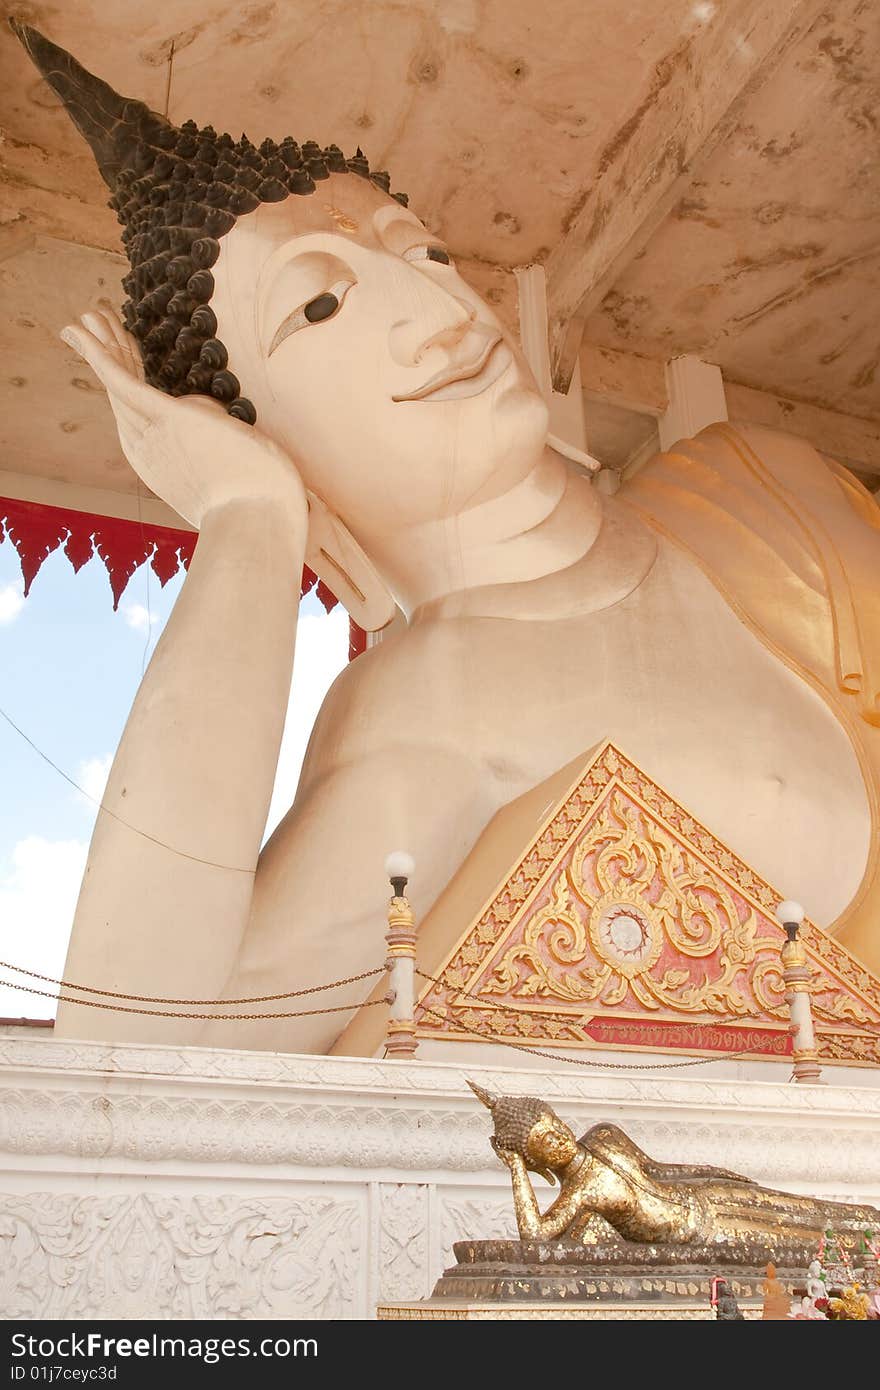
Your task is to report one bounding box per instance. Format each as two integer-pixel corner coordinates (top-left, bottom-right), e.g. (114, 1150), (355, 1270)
(14, 23), (880, 1053)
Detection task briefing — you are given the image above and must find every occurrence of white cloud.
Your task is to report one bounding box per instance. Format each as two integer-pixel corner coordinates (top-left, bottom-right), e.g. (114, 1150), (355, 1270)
(0, 580), (24, 625)
(0, 836), (88, 1019)
(0, 606), (350, 1022)
(122, 601), (160, 633)
(264, 605), (350, 841)
(77, 753), (113, 810)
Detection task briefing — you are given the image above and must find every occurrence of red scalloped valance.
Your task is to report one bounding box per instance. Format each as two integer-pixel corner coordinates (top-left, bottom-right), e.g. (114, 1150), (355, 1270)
(0, 496), (366, 658)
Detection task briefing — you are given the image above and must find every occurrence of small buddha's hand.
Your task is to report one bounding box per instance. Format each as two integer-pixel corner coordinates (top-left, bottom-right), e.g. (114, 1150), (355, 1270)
(60, 310), (306, 528)
(491, 1137), (524, 1172)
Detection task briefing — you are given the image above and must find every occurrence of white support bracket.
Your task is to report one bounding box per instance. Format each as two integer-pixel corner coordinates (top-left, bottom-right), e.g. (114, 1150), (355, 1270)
(658, 355), (728, 452)
(514, 265), (587, 454)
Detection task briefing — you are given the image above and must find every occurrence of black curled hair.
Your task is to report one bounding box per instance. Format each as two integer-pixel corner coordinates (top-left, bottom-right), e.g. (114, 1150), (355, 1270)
(13, 22), (409, 426)
(489, 1096), (552, 1156)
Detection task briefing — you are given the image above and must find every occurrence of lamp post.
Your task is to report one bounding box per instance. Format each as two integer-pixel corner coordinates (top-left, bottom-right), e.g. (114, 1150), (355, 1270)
(383, 851), (418, 1060)
(775, 900), (822, 1085)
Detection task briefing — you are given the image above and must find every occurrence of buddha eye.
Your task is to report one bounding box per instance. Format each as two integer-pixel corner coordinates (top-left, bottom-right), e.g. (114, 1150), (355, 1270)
(268, 279), (354, 356)
(404, 244), (453, 267)
(304, 291), (340, 323)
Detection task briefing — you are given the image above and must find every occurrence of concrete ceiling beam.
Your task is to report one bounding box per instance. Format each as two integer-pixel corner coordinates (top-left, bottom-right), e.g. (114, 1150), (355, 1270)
(578, 341), (880, 478)
(0, 468), (191, 531)
(546, 0), (827, 392)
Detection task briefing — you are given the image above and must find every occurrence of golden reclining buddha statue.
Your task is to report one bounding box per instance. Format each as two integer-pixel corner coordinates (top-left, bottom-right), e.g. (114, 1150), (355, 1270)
(13, 24), (880, 1053)
(469, 1083), (880, 1256)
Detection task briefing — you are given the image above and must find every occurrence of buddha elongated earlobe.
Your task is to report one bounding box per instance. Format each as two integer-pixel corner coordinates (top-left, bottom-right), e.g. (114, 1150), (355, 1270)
(12, 20), (412, 425)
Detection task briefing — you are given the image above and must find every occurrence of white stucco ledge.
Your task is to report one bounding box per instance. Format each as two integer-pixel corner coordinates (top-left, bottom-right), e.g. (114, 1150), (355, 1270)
(2, 1035), (879, 1318)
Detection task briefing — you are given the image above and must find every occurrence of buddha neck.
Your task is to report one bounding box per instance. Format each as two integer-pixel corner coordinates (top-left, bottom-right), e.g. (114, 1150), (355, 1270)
(559, 1146), (591, 1188)
(362, 447), (603, 616)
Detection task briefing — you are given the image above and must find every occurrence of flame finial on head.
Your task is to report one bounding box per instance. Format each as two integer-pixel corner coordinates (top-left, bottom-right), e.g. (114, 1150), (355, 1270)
(10, 19), (169, 190)
(466, 1079), (498, 1111)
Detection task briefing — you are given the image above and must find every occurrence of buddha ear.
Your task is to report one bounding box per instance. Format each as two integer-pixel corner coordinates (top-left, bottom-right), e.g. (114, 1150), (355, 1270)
(304, 490), (396, 632)
(530, 1164), (558, 1187)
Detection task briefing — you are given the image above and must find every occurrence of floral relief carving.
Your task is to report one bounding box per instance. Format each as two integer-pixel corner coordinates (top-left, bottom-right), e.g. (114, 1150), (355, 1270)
(1, 1081), (879, 1186)
(377, 1184), (430, 1303)
(3, 1036), (880, 1118)
(0, 1194), (363, 1321)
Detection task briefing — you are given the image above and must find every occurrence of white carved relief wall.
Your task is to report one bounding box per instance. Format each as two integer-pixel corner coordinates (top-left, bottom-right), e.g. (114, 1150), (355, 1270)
(0, 1193), (365, 1321)
(1, 1036), (879, 1320)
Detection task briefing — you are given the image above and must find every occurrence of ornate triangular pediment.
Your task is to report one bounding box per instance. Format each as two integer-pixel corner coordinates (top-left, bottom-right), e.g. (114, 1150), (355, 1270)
(415, 743), (880, 1064)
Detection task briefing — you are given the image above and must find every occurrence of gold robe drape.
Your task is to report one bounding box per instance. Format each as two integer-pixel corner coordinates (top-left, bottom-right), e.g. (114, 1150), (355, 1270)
(623, 420), (880, 969)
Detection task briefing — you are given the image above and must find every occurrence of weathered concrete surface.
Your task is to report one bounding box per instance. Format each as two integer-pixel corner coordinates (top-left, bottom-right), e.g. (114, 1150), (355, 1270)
(1, 1), (877, 500)
(584, 0), (880, 420)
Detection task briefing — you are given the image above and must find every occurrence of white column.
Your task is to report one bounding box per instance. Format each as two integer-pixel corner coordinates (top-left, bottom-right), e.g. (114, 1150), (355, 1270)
(776, 901), (823, 1085)
(383, 852), (418, 1059)
(514, 265), (587, 452)
(658, 354), (728, 451)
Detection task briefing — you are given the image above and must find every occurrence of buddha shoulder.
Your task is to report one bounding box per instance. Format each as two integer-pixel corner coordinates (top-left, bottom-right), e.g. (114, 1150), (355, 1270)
(299, 614), (482, 774)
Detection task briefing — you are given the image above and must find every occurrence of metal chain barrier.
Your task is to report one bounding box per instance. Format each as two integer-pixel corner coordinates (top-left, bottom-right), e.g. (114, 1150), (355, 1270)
(2, 933), (875, 1064)
(0, 973), (387, 1021)
(0, 956), (384, 1005)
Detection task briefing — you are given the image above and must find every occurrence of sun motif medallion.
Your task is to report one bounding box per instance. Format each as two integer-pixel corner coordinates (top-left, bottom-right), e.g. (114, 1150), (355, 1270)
(588, 894), (662, 978)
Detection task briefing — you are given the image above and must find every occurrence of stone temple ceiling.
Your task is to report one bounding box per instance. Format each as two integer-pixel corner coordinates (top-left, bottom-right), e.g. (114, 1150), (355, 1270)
(0, 0), (878, 498)
(584, 3), (880, 421)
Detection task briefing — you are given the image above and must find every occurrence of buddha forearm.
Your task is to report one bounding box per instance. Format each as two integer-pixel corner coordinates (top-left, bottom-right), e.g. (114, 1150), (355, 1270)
(57, 496), (307, 1037)
(509, 1162), (579, 1241)
(510, 1162), (542, 1238)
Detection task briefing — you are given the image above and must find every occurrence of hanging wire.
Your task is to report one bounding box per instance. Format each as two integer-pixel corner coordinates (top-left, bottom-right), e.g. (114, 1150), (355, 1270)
(0, 704), (253, 873)
(134, 478), (154, 678)
(163, 39), (175, 120)
(415, 996), (764, 1070)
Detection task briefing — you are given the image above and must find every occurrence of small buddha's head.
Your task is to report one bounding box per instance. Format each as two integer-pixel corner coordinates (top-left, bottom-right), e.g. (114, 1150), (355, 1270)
(15, 23), (549, 540)
(522, 1109), (579, 1171)
(468, 1081), (579, 1177)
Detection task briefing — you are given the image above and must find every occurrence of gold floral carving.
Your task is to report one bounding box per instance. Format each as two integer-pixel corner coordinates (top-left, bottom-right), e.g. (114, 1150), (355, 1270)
(416, 743), (880, 1063)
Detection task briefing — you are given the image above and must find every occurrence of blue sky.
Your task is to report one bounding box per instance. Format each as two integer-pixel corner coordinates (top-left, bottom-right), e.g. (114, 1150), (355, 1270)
(0, 535), (349, 1018)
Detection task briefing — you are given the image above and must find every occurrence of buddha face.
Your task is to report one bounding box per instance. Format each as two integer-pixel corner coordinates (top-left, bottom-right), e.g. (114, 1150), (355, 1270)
(209, 174), (549, 534)
(524, 1113), (579, 1170)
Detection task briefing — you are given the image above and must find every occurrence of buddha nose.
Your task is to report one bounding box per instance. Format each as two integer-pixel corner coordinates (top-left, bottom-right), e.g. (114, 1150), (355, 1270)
(388, 274), (476, 367)
(415, 299), (476, 360)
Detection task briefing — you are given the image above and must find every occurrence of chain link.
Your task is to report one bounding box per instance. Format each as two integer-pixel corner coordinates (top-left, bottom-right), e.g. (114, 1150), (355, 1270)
(0, 957), (384, 1005)
(0, 974), (386, 1021)
(3, 952), (874, 1064)
(416, 999), (762, 1069)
